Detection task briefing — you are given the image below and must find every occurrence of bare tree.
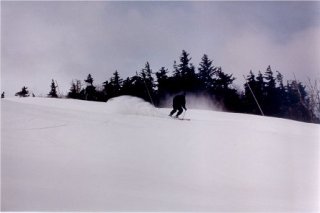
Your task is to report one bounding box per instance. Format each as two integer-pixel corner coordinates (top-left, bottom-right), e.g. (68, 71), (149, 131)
(307, 78), (320, 121)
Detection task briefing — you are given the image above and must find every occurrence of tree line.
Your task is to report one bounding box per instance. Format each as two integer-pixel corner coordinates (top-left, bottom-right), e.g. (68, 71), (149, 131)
(11, 50), (320, 123)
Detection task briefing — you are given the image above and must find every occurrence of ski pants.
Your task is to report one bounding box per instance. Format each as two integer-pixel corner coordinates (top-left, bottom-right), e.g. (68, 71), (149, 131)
(170, 106), (183, 117)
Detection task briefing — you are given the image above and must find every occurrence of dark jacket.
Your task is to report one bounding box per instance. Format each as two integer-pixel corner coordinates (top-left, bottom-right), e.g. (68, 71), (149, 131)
(173, 94), (186, 110)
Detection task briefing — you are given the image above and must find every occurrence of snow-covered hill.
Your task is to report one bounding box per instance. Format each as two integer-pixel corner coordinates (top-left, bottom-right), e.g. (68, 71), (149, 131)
(1, 96), (319, 212)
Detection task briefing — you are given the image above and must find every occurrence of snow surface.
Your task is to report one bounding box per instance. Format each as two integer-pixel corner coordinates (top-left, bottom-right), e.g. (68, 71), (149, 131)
(1, 96), (319, 212)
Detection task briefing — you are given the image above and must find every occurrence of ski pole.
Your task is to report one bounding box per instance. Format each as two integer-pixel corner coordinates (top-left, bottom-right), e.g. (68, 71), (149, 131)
(243, 75), (264, 116)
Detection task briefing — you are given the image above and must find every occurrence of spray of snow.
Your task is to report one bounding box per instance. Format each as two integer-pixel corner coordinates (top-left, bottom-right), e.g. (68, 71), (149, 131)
(159, 93), (222, 111)
(186, 93), (223, 111)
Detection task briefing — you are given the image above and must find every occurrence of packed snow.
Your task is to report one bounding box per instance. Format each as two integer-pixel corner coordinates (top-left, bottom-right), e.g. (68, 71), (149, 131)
(1, 96), (319, 212)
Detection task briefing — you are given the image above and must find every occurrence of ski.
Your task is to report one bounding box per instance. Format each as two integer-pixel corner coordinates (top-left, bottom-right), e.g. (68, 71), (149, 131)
(178, 118), (191, 121)
(169, 116), (191, 121)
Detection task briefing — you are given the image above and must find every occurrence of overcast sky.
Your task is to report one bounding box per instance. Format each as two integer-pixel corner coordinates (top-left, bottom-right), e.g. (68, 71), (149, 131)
(2, 1), (320, 97)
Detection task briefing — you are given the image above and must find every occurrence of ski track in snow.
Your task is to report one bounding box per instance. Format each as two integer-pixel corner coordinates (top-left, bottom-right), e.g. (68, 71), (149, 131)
(17, 124), (68, 131)
(1, 96), (319, 212)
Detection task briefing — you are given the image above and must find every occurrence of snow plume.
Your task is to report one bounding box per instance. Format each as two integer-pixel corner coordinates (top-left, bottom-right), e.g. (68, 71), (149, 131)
(105, 96), (160, 117)
(186, 93), (223, 111)
(159, 93), (222, 111)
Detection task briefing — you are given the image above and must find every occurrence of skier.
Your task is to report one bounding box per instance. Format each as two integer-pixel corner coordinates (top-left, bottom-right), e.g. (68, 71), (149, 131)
(169, 93), (187, 118)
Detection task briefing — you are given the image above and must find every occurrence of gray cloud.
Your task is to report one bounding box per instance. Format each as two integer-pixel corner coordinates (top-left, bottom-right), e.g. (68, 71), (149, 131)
(2, 1), (320, 96)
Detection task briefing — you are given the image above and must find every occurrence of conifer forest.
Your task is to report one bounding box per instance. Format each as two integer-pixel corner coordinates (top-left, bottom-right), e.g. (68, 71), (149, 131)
(13, 50), (320, 123)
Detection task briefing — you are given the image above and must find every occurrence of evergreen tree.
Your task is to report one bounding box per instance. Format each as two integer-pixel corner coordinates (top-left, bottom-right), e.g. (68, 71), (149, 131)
(156, 67), (169, 91)
(256, 71), (265, 95)
(246, 71), (256, 90)
(111, 70), (123, 94)
(84, 74), (96, 101)
(264, 66), (276, 89)
(121, 77), (133, 96)
(170, 60), (182, 93)
(264, 65), (276, 95)
(156, 67), (169, 84)
(1, 92), (4, 98)
(102, 80), (111, 98)
(15, 86), (29, 97)
(244, 71), (260, 114)
(263, 66), (278, 115)
(285, 80), (312, 121)
(276, 71), (284, 89)
(211, 67), (240, 111)
(138, 62), (156, 104)
(48, 79), (58, 98)
(103, 70), (123, 99)
(155, 67), (170, 104)
(84, 74), (94, 86)
(306, 79), (320, 122)
(130, 74), (146, 101)
(176, 50), (198, 92)
(214, 67), (235, 90)
(68, 80), (83, 99)
(140, 62), (154, 88)
(198, 54), (216, 91)
(95, 85), (107, 102)
(275, 71), (287, 116)
(255, 71), (266, 107)
(244, 70), (267, 115)
(179, 51), (191, 74)
(173, 60), (180, 78)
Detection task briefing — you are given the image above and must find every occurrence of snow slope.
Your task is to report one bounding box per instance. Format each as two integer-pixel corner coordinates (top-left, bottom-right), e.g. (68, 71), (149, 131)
(1, 96), (319, 212)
